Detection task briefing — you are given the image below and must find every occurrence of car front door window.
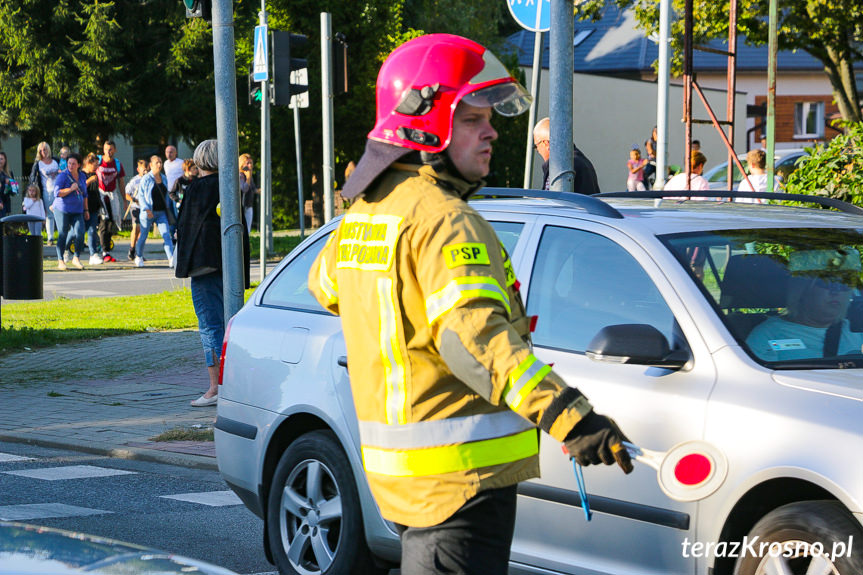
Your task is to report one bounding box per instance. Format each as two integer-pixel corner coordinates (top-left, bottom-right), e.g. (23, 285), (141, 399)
(527, 226), (677, 352)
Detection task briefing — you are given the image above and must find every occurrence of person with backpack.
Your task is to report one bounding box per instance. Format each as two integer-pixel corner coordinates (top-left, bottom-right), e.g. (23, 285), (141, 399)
(96, 140), (125, 262)
(29, 141), (60, 244)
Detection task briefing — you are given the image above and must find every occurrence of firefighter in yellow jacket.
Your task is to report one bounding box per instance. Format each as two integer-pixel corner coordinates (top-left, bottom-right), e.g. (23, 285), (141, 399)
(309, 34), (633, 575)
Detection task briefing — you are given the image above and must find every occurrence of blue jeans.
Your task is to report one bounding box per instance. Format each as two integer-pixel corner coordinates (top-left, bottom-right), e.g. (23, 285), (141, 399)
(54, 209), (85, 261)
(43, 192), (56, 239)
(136, 210), (174, 261)
(85, 212), (101, 255)
(191, 272), (225, 367)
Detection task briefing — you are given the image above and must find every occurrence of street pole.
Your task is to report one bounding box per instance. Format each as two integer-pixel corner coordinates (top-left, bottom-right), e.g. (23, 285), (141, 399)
(766, 0), (777, 186)
(258, 6), (268, 283)
(549, 0), (573, 193)
(655, 0), (670, 189)
(211, 0), (244, 319)
(523, 31), (542, 189)
(294, 105), (305, 239)
(320, 12), (335, 223)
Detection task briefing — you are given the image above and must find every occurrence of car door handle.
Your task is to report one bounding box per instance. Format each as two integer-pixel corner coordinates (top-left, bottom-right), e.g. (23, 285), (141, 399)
(337, 356), (348, 368)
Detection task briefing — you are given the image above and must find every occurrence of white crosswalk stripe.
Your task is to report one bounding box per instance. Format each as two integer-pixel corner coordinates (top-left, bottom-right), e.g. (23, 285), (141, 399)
(0, 503), (112, 521)
(0, 452), (35, 462)
(160, 490), (243, 507)
(2, 465), (137, 480)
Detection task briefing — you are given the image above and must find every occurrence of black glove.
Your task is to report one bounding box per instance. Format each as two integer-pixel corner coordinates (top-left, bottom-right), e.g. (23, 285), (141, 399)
(564, 411), (633, 474)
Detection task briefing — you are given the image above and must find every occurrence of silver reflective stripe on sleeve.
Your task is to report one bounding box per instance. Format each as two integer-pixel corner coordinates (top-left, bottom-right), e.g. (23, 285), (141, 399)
(425, 276), (511, 325)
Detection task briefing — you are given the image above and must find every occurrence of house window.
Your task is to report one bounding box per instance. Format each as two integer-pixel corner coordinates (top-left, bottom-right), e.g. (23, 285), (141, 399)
(794, 101), (824, 138)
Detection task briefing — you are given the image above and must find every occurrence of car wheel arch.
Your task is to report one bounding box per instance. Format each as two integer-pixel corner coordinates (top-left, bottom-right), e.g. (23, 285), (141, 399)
(710, 477), (840, 575)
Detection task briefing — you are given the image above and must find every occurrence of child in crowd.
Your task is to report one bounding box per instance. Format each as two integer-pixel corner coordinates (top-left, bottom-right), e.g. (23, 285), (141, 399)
(23, 184), (46, 237)
(626, 146), (648, 191)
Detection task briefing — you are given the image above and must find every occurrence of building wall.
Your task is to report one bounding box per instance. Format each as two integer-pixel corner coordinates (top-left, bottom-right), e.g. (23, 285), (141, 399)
(523, 68), (748, 191)
(752, 94), (839, 145)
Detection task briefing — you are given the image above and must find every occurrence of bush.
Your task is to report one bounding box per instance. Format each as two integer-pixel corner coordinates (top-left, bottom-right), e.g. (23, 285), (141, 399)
(785, 122), (863, 205)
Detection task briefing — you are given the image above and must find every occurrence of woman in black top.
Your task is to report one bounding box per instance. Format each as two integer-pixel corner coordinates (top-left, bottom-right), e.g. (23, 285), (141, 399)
(175, 140), (249, 407)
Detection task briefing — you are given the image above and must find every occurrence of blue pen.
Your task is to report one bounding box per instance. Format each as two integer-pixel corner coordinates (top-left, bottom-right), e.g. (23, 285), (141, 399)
(572, 460), (592, 521)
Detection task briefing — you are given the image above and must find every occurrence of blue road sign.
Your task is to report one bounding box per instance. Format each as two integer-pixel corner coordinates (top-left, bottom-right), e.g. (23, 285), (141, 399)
(253, 25), (269, 82)
(506, 0), (550, 32)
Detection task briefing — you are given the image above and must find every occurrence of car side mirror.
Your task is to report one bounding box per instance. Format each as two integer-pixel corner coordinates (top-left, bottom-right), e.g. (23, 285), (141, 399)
(586, 324), (690, 370)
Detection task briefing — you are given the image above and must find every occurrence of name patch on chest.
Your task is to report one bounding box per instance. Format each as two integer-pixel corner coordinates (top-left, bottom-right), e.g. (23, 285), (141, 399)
(444, 243), (490, 268)
(336, 214), (402, 271)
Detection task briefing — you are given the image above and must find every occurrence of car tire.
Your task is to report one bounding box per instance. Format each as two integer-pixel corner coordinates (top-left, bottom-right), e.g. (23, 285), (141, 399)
(733, 501), (863, 575)
(267, 430), (383, 575)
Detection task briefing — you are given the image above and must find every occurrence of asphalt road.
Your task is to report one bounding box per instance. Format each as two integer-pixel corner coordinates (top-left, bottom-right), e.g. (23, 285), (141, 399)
(0, 440), (275, 575)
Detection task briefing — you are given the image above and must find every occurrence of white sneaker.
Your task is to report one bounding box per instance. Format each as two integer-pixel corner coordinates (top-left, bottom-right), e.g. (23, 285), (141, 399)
(134, 256), (144, 268)
(89, 254), (104, 265)
(63, 252), (71, 263)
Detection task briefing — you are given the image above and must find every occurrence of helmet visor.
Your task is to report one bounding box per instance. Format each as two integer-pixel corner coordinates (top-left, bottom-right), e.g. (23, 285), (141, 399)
(462, 82), (532, 117)
(463, 50), (532, 117)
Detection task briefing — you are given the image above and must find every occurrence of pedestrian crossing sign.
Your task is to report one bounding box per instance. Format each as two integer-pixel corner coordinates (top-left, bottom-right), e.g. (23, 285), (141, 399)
(253, 25), (269, 82)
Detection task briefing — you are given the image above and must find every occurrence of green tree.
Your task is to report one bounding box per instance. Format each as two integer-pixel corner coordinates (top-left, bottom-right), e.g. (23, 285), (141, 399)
(0, 0), (215, 150)
(577, 0), (863, 123)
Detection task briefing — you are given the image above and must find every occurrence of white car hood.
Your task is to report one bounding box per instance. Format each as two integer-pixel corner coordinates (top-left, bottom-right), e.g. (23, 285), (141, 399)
(773, 370), (863, 401)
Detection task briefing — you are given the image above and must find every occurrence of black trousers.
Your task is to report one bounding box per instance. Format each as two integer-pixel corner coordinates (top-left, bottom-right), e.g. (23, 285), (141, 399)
(397, 485), (517, 575)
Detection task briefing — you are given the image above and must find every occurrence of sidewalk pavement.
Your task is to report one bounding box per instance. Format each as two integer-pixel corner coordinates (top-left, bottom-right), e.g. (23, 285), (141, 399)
(0, 330), (220, 470)
(42, 234), (170, 271)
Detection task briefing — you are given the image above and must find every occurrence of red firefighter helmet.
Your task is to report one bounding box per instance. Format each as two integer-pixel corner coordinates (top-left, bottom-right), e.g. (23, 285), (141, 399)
(368, 34), (531, 154)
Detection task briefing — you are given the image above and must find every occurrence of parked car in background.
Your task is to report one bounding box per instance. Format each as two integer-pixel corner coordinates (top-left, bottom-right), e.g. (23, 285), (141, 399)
(704, 148), (808, 190)
(216, 189), (863, 575)
(0, 521), (239, 574)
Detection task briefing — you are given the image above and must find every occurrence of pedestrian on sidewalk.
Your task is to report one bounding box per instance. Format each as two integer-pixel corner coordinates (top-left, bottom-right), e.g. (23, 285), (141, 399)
(125, 158), (148, 261)
(29, 142), (59, 245)
(135, 155), (175, 268)
(239, 153), (258, 234)
(0, 151), (18, 217)
(175, 139), (250, 407)
(96, 141), (124, 262)
(23, 184), (46, 236)
(626, 146), (648, 191)
(82, 153), (103, 264)
(52, 152), (88, 270)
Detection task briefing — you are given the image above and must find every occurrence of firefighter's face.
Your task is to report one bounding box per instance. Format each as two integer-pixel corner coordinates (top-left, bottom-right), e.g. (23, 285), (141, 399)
(447, 102), (498, 182)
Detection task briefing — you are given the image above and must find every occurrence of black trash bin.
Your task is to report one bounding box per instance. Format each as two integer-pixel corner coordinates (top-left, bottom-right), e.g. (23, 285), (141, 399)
(1, 214), (44, 300)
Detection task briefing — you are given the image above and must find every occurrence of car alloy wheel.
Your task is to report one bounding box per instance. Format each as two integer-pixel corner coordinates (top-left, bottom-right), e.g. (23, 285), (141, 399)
(733, 501), (863, 575)
(267, 430), (381, 575)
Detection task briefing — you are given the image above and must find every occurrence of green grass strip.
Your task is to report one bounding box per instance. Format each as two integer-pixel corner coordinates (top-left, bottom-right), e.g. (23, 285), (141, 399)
(1, 285), (257, 356)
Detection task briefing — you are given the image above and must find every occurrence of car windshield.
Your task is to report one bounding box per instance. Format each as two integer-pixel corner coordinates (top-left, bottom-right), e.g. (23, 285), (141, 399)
(662, 228), (863, 369)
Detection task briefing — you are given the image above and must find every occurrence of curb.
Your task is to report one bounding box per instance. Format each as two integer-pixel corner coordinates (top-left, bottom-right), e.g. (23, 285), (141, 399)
(0, 431), (219, 471)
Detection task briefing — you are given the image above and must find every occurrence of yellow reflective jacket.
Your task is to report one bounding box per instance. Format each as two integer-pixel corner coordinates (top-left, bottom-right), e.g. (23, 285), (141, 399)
(308, 163), (593, 527)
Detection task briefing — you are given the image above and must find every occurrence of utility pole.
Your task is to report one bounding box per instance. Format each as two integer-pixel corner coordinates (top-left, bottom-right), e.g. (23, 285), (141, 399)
(766, 0), (777, 186)
(258, 5), (269, 282)
(549, 0), (573, 193)
(523, 31), (543, 189)
(655, 0), (670, 189)
(211, 0), (244, 319)
(321, 12), (335, 223)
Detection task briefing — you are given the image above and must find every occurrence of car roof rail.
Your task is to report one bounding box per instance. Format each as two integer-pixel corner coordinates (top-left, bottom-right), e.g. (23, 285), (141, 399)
(475, 187), (624, 219)
(594, 190), (863, 215)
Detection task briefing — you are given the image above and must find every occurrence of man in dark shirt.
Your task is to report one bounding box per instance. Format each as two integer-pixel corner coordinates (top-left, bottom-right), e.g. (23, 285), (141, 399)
(533, 117), (600, 195)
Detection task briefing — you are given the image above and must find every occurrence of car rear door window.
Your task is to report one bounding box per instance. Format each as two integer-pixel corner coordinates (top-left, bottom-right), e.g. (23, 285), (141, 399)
(527, 226), (676, 352)
(487, 221), (523, 255)
(261, 235), (329, 311)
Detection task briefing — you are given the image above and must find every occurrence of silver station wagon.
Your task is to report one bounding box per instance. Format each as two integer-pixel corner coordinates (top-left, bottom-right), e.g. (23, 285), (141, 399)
(215, 190), (863, 575)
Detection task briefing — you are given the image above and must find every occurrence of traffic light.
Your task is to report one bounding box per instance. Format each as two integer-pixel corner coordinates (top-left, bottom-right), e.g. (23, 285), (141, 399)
(182, 0), (211, 20)
(248, 72), (263, 107)
(271, 31), (308, 107)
